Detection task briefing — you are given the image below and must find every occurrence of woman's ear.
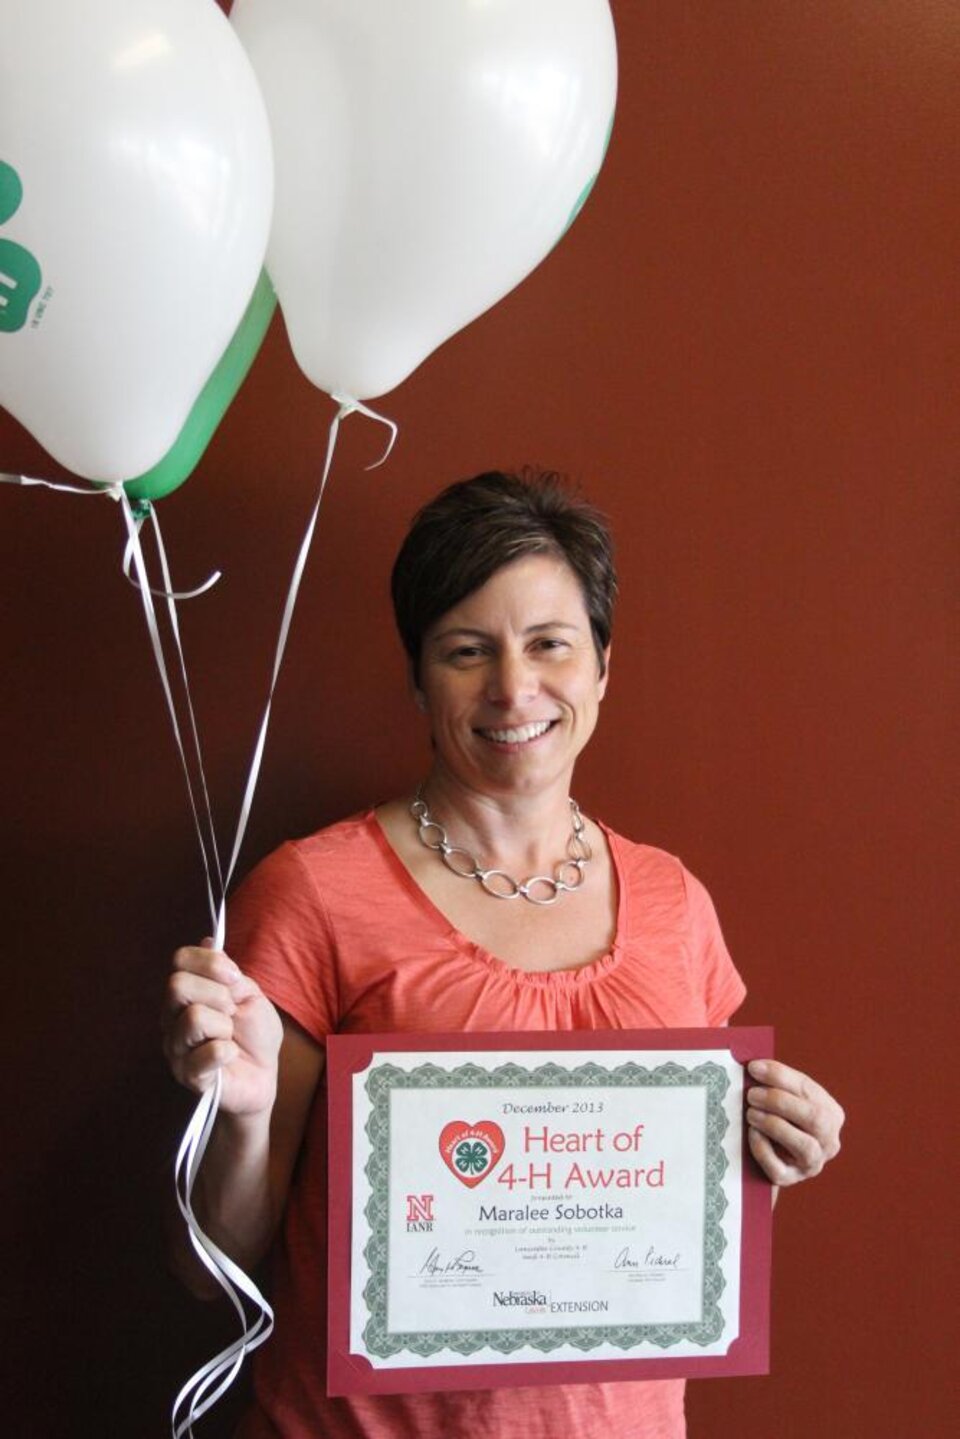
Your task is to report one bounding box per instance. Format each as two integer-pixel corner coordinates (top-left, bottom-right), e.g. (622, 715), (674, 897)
(598, 645), (612, 699)
(406, 664), (427, 711)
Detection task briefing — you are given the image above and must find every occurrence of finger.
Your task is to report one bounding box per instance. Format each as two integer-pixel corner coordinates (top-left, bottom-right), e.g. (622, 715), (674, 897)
(747, 1126), (807, 1187)
(172, 944), (243, 986)
(745, 1084), (835, 1147)
(164, 1003), (235, 1061)
(227, 973), (269, 1005)
(747, 1065), (844, 1155)
(175, 1038), (241, 1094)
(745, 1105), (824, 1177)
(164, 970), (238, 1023)
(747, 1059), (830, 1105)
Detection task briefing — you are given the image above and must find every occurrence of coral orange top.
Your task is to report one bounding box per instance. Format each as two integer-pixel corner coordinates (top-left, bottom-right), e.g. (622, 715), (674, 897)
(230, 811), (746, 1439)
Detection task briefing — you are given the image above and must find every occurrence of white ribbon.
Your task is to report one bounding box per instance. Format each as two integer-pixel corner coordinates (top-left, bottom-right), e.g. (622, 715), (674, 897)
(0, 470), (123, 498)
(166, 396), (397, 1435)
(170, 1070), (275, 1437)
(118, 497), (225, 928)
(4, 470), (227, 926)
(122, 516), (222, 601)
(211, 396), (396, 950)
(2, 471), (221, 597)
(3, 403), (399, 1435)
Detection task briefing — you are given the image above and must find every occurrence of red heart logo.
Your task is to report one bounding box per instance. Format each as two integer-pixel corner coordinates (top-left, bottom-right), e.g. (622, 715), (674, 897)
(438, 1120), (506, 1188)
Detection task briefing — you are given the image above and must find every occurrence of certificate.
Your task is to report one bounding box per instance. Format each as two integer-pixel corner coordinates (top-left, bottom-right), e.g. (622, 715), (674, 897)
(327, 1028), (772, 1396)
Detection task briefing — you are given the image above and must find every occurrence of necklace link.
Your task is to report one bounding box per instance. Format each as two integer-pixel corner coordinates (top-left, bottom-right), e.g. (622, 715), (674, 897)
(410, 787), (591, 905)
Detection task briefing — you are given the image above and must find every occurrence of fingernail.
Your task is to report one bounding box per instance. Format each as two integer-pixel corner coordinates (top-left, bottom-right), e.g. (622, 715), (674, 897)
(748, 1060), (769, 1079)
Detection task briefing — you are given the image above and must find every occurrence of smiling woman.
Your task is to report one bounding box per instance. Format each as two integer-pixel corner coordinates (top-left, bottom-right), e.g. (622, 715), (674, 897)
(162, 470), (844, 1439)
(415, 552), (609, 802)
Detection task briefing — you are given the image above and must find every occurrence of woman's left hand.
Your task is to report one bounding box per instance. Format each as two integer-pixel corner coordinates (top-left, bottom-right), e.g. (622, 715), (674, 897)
(745, 1059), (844, 1188)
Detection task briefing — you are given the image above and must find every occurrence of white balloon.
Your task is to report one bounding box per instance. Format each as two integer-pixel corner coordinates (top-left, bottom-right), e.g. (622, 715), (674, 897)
(231, 0), (617, 401)
(0, 0), (273, 482)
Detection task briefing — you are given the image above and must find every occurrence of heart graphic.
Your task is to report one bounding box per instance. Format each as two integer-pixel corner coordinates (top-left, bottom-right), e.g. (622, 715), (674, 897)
(438, 1120), (506, 1188)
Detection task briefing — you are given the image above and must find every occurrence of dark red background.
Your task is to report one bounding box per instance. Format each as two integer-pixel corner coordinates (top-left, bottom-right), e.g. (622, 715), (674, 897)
(1, 3), (955, 1435)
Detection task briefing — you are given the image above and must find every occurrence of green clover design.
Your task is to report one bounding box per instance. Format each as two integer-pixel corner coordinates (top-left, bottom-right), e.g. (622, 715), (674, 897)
(454, 1140), (490, 1175)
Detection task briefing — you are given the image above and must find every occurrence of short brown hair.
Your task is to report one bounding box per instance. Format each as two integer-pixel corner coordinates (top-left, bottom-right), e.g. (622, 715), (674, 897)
(391, 469), (617, 684)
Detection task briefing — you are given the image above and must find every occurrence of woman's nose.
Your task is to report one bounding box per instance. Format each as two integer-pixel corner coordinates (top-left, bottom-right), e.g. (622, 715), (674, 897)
(486, 650), (538, 706)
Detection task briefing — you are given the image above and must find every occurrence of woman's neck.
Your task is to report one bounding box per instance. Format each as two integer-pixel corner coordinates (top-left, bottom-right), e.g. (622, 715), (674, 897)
(418, 768), (578, 874)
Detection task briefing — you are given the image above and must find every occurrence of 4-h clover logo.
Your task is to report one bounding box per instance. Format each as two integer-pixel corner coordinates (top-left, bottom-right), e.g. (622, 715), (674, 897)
(439, 1120), (505, 1189)
(455, 1139), (491, 1175)
(0, 161), (43, 334)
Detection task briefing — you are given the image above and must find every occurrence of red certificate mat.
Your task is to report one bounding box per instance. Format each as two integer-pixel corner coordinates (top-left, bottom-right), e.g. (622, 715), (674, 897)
(327, 1027), (773, 1397)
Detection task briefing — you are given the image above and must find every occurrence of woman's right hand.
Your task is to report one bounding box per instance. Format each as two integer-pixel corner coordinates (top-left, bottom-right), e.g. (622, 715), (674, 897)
(162, 942), (284, 1118)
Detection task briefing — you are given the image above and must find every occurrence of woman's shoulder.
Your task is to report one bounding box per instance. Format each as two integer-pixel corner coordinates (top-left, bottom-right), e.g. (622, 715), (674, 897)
(285, 808), (381, 861)
(600, 820), (685, 879)
(599, 820), (720, 917)
(233, 809), (384, 900)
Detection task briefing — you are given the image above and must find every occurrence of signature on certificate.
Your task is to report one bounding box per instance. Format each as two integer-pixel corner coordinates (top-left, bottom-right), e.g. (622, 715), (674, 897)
(419, 1247), (484, 1277)
(614, 1245), (682, 1271)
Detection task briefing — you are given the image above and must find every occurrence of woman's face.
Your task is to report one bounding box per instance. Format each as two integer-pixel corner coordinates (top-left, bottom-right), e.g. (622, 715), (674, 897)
(417, 553), (610, 800)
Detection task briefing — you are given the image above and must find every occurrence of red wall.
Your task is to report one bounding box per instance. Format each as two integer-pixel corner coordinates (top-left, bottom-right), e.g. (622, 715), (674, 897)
(1, 3), (955, 1434)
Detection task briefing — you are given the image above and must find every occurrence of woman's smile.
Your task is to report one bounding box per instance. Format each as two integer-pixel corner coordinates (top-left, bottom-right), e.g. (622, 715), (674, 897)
(474, 717), (560, 748)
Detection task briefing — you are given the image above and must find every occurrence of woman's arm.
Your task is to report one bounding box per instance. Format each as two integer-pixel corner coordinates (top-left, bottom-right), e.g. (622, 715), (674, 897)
(745, 1058), (844, 1188)
(162, 943), (323, 1295)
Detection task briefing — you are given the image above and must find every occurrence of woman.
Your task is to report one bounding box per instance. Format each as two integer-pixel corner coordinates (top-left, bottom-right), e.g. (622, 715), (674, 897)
(164, 470), (843, 1439)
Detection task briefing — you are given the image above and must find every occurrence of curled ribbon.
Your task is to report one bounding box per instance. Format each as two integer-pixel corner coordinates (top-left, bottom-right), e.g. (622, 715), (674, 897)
(122, 508), (222, 601)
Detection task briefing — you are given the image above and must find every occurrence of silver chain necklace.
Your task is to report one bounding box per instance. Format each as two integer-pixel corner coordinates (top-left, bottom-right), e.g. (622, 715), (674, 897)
(410, 786), (592, 906)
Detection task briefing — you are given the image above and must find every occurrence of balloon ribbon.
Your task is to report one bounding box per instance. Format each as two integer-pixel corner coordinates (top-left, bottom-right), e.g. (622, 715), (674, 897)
(119, 397), (397, 1437)
(2, 397), (399, 1436)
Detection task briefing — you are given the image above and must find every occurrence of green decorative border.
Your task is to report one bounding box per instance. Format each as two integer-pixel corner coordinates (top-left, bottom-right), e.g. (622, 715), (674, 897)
(360, 1059), (731, 1359)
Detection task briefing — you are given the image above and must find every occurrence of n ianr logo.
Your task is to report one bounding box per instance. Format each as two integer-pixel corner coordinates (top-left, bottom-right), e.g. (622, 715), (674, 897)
(406, 1194), (435, 1232)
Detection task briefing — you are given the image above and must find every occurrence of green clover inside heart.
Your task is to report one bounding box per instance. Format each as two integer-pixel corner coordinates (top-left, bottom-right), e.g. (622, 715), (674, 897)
(454, 1140), (490, 1175)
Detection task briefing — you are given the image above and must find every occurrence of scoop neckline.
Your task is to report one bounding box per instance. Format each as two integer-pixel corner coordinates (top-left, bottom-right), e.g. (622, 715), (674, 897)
(366, 808), (627, 988)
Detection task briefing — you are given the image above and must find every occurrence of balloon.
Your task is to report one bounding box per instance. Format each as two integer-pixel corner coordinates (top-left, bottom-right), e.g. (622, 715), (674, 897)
(230, 0), (617, 401)
(0, 0), (273, 484)
(123, 268), (276, 502)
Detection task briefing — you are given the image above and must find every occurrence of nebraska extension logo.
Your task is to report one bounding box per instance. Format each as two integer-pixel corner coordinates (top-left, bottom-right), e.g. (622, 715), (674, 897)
(438, 1120), (506, 1188)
